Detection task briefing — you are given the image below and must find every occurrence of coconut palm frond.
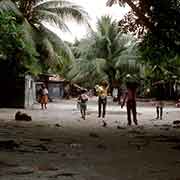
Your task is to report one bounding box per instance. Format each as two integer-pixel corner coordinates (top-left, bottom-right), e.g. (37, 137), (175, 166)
(95, 58), (107, 73)
(46, 6), (89, 24)
(67, 57), (106, 86)
(34, 0), (73, 9)
(34, 0), (90, 26)
(35, 9), (69, 31)
(69, 15), (140, 86)
(97, 16), (113, 36)
(106, 0), (117, 6)
(41, 38), (58, 67)
(40, 24), (74, 65)
(106, 0), (125, 7)
(21, 19), (37, 47)
(66, 62), (79, 80)
(111, 47), (127, 60)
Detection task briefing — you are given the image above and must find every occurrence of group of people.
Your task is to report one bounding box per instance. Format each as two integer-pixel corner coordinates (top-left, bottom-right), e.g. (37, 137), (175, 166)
(77, 80), (139, 126)
(77, 79), (165, 126)
(37, 80), (165, 126)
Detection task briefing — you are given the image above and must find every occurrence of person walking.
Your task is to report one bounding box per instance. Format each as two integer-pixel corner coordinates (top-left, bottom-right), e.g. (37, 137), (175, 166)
(121, 78), (138, 126)
(77, 90), (88, 120)
(95, 80), (109, 118)
(152, 80), (165, 120)
(40, 84), (48, 110)
(112, 87), (118, 102)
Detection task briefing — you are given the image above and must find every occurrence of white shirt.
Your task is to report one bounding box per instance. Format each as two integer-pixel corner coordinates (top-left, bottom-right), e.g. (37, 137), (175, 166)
(42, 88), (48, 95)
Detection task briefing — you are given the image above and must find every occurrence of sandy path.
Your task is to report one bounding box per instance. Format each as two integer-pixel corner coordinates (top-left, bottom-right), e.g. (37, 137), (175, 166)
(0, 98), (180, 180)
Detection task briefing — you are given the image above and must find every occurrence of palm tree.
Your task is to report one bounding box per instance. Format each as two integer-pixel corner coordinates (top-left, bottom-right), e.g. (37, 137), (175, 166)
(68, 16), (139, 88)
(67, 38), (108, 87)
(0, 0), (89, 73)
(94, 16), (140, 84)
(0, 11), (41, 77)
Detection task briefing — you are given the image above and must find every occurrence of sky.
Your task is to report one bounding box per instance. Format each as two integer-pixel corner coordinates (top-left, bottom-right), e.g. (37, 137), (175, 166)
(46, 0), (130, 42)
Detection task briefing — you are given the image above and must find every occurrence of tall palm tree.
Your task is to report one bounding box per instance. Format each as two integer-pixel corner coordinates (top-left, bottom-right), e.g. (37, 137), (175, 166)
(67, 38), (108, 87)
(0, 0), (89, 31)
(93, 16), (139, 85)
(0, 0), (89, 73)
(68, 16), (139, 88)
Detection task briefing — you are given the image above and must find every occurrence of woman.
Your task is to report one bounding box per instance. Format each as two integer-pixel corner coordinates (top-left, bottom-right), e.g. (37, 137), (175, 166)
(77, 90), (88, 120)
(40, 84), (48, 110)
(96, 80), (109, 118)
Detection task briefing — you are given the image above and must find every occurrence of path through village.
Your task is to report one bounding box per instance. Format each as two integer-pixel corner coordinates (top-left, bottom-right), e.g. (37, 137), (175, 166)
(0, 97), (180, 180)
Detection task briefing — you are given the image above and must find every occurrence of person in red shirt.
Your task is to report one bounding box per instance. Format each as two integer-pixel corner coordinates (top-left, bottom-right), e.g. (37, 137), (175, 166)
(121, 82), (138, 126)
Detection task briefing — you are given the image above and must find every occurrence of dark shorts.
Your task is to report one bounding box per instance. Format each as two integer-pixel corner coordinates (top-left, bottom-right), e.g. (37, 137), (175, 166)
(80, 102), (87, 110)
(98, 96), (107, 104)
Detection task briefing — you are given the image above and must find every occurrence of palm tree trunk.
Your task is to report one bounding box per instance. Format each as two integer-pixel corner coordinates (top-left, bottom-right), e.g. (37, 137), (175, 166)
(19, 0), (35, 20)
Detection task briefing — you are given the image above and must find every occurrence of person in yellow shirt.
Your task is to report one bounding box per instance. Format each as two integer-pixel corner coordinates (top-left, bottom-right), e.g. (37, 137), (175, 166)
(95, 80), (109, 118)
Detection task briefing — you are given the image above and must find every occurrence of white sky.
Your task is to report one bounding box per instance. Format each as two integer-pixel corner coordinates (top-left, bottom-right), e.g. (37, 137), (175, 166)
(46, 0), (130, 42)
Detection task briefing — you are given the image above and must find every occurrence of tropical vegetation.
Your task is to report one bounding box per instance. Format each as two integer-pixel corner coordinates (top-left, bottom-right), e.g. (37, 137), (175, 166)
(1, 0), (180, 99)
(107, 0), (180, 98)
(0, 0), (89, 77)
(0, 11), (40, 77)
(67, 16), (140, 89)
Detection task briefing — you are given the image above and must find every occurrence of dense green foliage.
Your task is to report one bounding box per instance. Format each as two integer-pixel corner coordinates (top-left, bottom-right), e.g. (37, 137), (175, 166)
(0, 0), (89, 76)
(68, 16), (140, 88)
(108, 0), (180, 98)
(1, 0), (180, 100)
(0, 11), (40, 77)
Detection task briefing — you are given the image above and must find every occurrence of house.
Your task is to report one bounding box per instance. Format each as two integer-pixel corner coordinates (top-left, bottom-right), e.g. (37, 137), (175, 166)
(35, 74), (88, 100)
(35, 74), (66, 100)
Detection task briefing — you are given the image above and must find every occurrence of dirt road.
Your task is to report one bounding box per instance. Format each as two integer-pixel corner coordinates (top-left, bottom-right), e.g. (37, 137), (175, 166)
(0, 98), (180, 180)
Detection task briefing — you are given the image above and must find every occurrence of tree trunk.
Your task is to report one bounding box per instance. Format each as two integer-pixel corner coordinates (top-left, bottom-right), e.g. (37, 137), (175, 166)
(107, 0), (154, 31)
(124, 0), (154, 31)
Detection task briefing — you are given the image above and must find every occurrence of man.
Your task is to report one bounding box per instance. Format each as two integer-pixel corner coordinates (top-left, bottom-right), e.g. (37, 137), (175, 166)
(121, 81), (138, 126)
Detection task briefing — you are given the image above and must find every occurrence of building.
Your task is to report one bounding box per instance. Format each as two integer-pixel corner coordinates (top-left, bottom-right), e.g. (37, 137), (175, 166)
(0, 75), (36, 108)
(35, 74), (66, 100)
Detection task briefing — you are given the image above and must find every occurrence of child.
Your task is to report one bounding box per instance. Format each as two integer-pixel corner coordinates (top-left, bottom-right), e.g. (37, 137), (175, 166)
(155, 101), (164, 120)
(77, 90), (88, 120)
(152, 80), (165, 120)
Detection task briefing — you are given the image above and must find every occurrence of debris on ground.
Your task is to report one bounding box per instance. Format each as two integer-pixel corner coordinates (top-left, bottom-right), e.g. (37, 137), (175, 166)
(0, 140), (19, 150)
(10, 167), (34, 175)
(33, 165), (58, 171)
(49, 172), (77, 178)
(117, 126), (126, 130)
(55, 124), (62, 127)
(96, 144), (107, 150)
(173, 120), (180, 125)
(15, 111), (32, 121)
(70, 143), (81, 148)
(89, 132), (99, 138)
